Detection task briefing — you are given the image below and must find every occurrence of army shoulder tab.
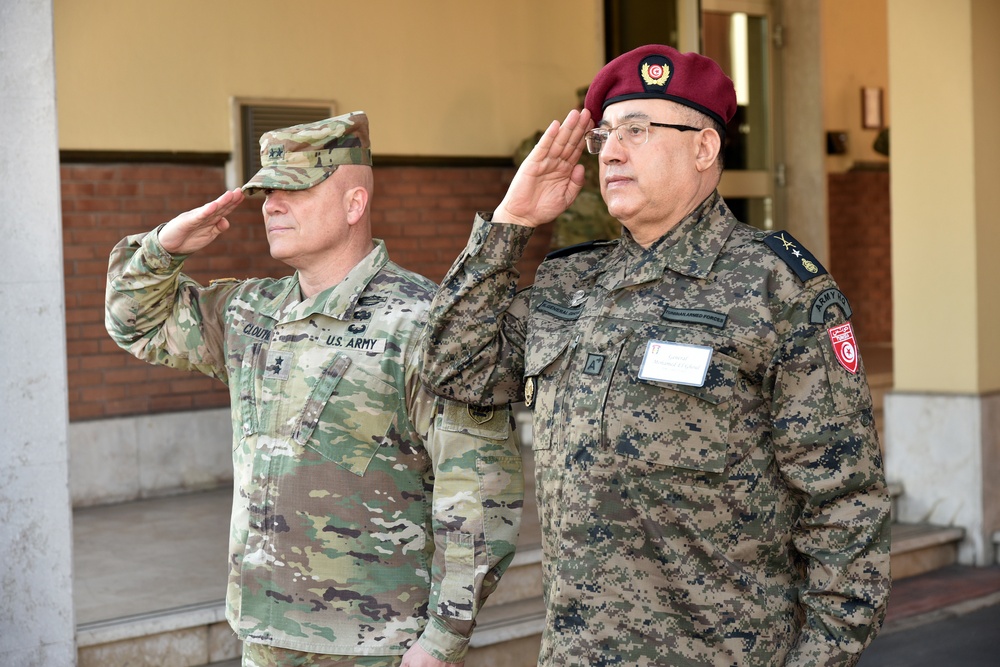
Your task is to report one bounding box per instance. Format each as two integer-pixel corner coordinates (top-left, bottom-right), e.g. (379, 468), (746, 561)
(544, 239), (618, 261)
(761, 231), (828, 283)
(209, 277), (240, 286)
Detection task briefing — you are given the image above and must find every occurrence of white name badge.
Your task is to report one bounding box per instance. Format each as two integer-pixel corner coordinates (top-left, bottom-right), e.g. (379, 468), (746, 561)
(638, 340), (713, 387)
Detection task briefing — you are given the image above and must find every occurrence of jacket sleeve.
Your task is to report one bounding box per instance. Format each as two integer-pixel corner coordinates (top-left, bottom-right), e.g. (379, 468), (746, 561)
(105, 227), (232, 382)
(405, 334), (524, 663)
(769, 292), (892, 666)
(420, 213), (533, 407)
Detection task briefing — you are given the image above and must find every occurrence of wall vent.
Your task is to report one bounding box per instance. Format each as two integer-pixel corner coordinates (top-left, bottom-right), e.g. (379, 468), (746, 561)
(234, 99), (336, 184)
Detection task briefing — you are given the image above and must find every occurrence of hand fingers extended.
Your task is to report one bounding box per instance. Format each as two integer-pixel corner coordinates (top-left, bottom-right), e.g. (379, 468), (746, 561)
(199, 188), (245, 220)
(536, 109), (591, 163)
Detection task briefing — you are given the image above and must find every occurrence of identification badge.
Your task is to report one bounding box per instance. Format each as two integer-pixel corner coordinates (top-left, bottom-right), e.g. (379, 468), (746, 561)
(828, 322), (859, 374)
(638, 340), (713, 387)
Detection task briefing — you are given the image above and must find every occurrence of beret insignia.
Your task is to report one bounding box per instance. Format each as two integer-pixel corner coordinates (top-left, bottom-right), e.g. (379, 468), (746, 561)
(640, 56), (672, 90)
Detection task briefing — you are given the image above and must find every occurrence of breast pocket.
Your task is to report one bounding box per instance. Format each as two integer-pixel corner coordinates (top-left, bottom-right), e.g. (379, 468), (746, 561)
(606, 328), (739, 475)
(523, 324), (576, 452)
(292, 353), (400, 476)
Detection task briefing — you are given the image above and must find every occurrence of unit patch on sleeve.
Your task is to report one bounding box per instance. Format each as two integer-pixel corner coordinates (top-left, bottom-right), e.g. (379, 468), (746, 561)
(828, 322), (859, 374)
(810, 288), (853, 324)
(762, 231), (828, 283)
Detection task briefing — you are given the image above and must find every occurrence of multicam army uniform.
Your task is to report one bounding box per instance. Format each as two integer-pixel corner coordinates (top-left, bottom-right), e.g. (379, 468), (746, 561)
(105, 232), (523, 663)
(422, 192), (891, 666)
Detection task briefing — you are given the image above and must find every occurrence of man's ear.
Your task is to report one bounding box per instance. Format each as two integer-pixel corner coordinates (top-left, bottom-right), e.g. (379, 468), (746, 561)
(694, 128), (723, 173)
(344, 186), (370, 225)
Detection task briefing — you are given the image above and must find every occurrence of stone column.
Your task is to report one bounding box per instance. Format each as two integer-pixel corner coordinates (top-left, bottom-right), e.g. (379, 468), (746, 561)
(885, 0), (1000, 565)
(0, 1), (77, 664)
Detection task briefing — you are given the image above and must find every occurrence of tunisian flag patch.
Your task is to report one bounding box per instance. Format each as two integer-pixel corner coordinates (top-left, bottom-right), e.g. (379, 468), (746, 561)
(828, 322), (859, 374)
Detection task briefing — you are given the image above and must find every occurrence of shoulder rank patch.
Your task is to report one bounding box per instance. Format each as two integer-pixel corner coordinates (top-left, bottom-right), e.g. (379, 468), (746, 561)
(544, 239), (618, 261)
(762, 231), (827, 283)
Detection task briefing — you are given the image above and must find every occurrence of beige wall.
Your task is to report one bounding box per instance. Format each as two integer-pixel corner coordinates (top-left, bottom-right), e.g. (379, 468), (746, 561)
(54, 0), (603, 157)
(821, 0), (889, 173)
(889, 0), (1000, 393)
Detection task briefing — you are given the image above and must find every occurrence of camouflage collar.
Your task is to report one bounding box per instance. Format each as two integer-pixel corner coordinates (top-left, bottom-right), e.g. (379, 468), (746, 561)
(598, 192), (734, 288)
(257, 241), (390, 323)
(661, 191), (737, 279)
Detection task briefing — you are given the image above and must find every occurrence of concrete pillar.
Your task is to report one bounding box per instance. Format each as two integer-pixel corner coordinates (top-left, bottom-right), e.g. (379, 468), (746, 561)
(885, 0), (1000, 565)
(778, 0), (827, 262)
(0, 1), (77, 664)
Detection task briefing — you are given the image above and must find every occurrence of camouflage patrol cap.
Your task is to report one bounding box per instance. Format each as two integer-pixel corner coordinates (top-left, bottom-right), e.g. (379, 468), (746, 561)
(242, 111), (372, 195)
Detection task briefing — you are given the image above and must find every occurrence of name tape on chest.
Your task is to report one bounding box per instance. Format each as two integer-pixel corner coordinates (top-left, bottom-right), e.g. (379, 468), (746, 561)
(662, 306), (728, 329)
(536, 300), (584, 321)
(324, 335), (387, 353)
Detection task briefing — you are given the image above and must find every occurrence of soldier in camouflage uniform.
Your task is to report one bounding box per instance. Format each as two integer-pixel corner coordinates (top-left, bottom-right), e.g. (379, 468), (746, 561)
(421, 46), (891, 666)
(105, 112), (523, 667)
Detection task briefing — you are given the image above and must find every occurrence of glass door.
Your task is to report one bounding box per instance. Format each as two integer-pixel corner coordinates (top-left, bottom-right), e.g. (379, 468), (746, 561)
(701, 0), (778, 230)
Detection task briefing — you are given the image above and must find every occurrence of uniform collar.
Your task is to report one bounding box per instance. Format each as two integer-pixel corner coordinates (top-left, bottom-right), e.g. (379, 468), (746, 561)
(599, 191), (736, 289)
(257, 240), (390, 323)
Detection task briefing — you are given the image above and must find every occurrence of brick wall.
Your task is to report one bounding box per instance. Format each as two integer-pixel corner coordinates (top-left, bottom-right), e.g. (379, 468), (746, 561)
(827, 169), (892, 346)
(62, 161), (550, 422)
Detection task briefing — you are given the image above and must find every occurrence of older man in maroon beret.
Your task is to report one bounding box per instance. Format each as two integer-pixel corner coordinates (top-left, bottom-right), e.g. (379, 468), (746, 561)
(422, 45), (891, 666)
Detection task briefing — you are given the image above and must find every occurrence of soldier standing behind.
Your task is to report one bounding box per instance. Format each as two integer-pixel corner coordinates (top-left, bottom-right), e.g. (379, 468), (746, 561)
(105, 112), (523, 667)
(421, 46), (891, 666)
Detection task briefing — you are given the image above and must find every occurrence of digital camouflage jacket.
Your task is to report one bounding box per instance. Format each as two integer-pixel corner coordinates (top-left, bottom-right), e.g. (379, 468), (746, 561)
(105, 231), (523, 662)
(421, 193), (891, 666)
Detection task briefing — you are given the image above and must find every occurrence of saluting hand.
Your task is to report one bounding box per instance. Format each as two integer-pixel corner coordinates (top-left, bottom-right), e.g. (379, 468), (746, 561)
(494, 108), (592, 228)
(157, 188), (245, 255)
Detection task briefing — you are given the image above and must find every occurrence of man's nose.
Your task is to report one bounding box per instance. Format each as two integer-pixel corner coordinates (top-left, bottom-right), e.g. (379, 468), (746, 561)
(601, 131), (627, 163)
(264, 190), (287, 214)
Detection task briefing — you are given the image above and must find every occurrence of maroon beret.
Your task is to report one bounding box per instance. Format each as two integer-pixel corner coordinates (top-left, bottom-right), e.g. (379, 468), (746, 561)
(584, 44), (737, 129)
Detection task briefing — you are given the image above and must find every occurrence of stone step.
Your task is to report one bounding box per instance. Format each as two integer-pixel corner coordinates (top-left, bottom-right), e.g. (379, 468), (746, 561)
(891, 522), (965, 580)
(74, 473), (547, 667)
(77, 601), (236, 667)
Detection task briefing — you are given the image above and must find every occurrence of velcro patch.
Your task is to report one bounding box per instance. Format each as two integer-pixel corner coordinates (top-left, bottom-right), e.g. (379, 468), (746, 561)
(662, 306), (728, 329)
(536, 300), (584, 321)
(810, 288), (853, 324)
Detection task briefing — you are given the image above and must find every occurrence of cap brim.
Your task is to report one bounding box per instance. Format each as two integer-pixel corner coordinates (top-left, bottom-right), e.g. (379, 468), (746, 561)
(241, 166), (336, 196)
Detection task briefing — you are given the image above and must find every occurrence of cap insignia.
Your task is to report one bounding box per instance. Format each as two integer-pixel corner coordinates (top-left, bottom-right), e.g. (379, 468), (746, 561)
(267, 146), (284, 160)
(640, 56), (672, 89)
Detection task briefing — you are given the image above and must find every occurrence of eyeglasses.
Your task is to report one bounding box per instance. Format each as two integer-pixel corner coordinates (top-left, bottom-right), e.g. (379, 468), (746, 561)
(584, 121), (702, 154)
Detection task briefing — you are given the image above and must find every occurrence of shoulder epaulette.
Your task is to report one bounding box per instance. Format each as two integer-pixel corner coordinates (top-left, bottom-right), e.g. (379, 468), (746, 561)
(761, 231), (827, 283)
(209, 277), (241, 286)
(544, 239), (618, 261)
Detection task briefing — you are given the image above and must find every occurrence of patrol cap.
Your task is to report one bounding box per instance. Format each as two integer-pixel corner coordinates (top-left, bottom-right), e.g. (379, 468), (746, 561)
(242, 111), (372, 195)
(584, 45), (737, 129)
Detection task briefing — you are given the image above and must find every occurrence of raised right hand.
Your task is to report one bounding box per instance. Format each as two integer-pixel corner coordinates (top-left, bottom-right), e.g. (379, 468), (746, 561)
(493, 108), (592, 228)
(157, 188), (245, 255)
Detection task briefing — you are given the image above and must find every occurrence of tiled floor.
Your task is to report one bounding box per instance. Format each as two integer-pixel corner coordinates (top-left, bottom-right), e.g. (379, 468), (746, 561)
(884, 563), (1000, 626)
